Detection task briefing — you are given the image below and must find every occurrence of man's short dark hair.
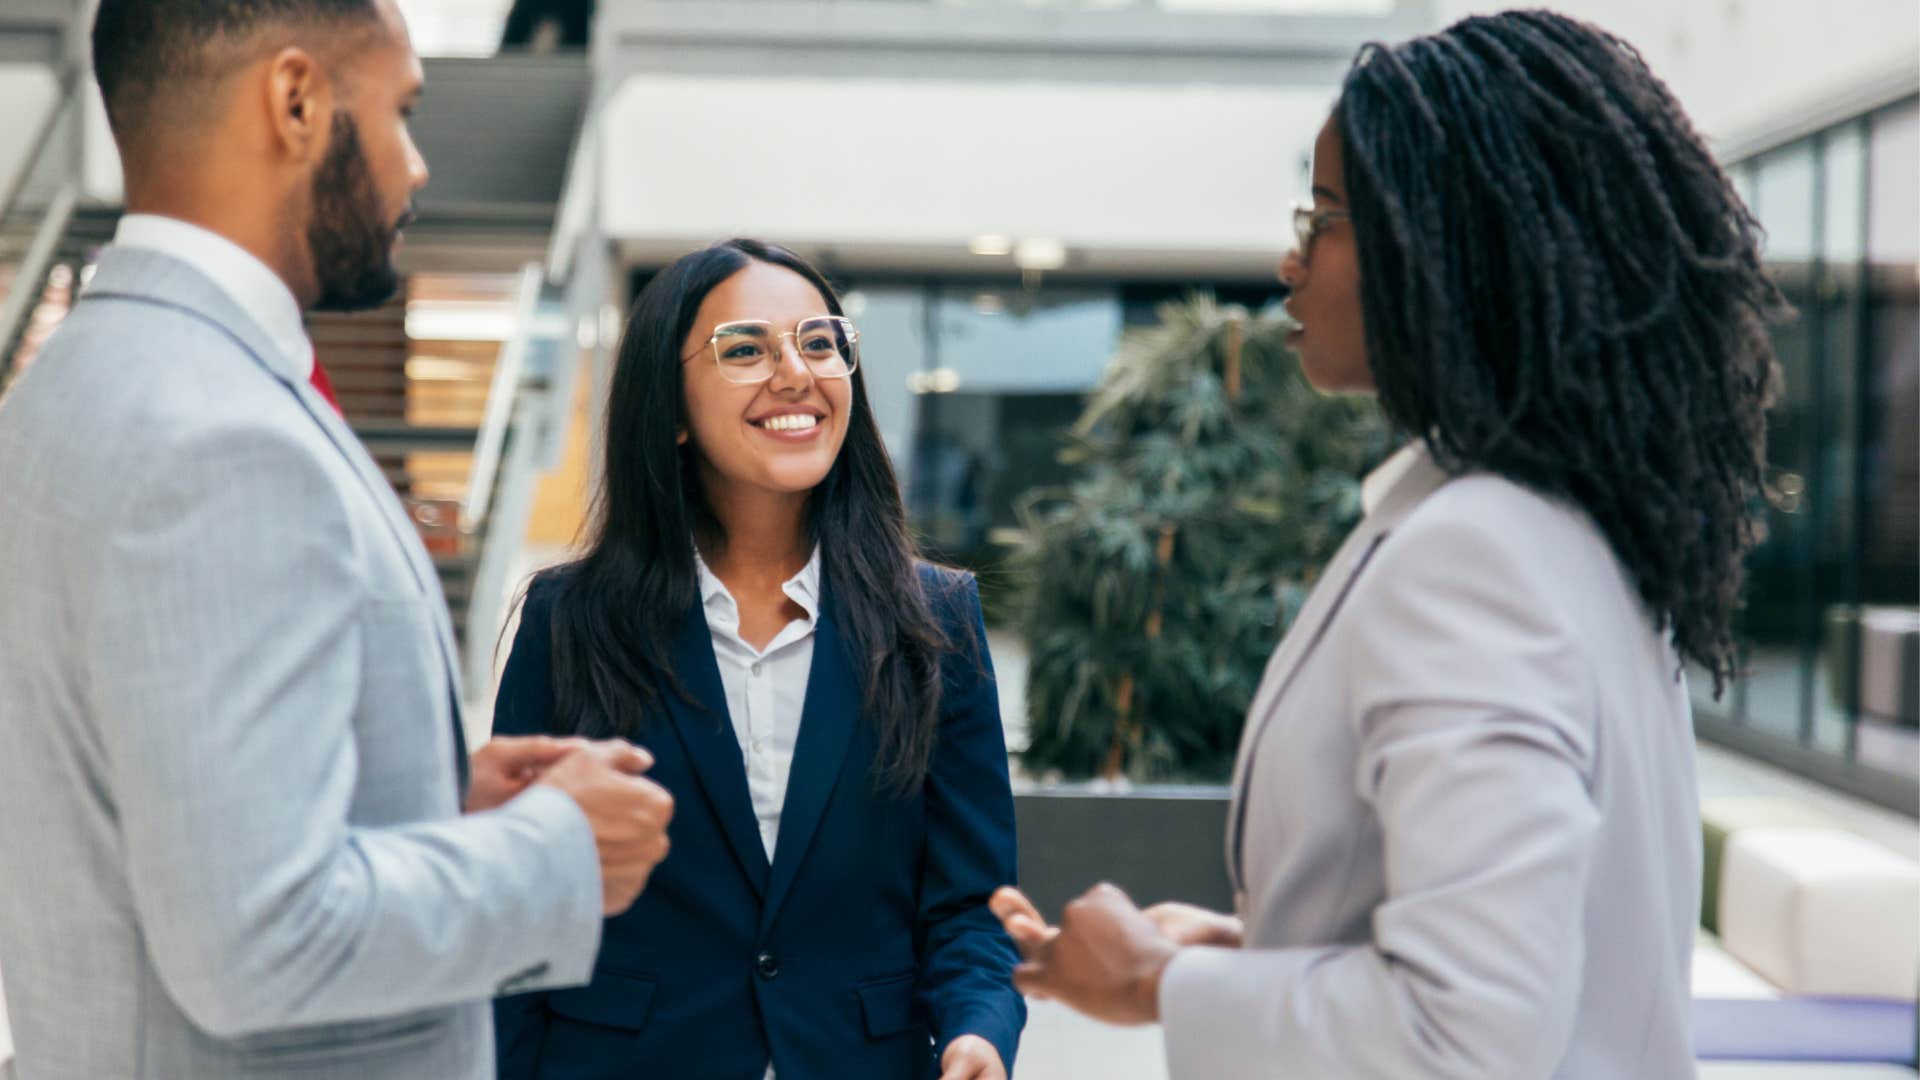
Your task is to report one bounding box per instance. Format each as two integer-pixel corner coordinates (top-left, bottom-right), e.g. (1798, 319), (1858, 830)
(91, 0), (380, 142)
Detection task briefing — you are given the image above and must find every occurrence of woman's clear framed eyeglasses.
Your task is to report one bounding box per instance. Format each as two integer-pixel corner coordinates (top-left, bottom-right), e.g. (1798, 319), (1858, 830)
(1291, 203), (1351, 261)
(684, 316), (861, 385)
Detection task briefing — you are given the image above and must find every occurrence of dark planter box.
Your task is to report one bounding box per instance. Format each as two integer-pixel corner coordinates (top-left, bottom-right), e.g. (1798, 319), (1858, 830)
(1012, 784), (1234, 916)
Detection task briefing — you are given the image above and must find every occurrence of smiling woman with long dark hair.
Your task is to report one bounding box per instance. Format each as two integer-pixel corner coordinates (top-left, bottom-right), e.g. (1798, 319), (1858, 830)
(490, 239), (1024, 1080)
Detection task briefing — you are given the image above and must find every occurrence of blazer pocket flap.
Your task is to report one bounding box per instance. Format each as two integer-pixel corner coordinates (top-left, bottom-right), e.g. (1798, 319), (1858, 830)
(235, 1011), (450, 1065)
(856, 973), (918, 1038)
(547, 972), (658, 1032)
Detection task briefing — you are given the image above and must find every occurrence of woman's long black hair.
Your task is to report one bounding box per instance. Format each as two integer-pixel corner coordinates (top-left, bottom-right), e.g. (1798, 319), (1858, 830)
(1335, 9), (1785, 695)
(537, 239), (955, 793)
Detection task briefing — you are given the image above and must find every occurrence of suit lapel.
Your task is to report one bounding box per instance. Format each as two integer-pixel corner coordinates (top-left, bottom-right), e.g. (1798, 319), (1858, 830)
(290, 380), (468, 732)
(87, 248), (444, 598)
(298, 383), (439, 594)
(80, 247), (469, 787)
(1224, 529), (1387, 894)
(1224, 451), (1453, 893)
(293, 385), (471, 782)
(661, 606), (772, 897)
(759, 589), (858, 931)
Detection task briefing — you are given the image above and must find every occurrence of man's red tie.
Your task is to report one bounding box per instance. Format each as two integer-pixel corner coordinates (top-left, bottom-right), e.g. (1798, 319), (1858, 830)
(308, 359), (344, 417)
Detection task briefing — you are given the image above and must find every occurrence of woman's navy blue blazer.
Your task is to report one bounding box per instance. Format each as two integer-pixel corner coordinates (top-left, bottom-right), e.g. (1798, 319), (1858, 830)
(491, 564), (1025, 1079)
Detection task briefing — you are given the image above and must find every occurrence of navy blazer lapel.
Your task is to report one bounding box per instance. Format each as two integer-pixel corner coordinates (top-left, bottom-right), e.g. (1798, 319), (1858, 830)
(662, 605), (771, 896)
(759, 589), (858, 930)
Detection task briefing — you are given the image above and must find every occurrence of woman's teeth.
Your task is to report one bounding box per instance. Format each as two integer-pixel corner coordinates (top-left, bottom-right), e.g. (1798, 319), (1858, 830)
(759, 414), (818, 432)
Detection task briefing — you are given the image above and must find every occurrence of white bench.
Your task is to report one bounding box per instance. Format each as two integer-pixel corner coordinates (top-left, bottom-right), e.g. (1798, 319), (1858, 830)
(1719, 826), (1920, 999)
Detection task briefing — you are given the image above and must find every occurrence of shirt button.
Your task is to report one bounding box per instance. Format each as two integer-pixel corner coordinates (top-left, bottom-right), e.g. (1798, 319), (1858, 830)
(751, 662), (763, 677)
(755, 951), (780, 980)
(751, 739), (766, 754)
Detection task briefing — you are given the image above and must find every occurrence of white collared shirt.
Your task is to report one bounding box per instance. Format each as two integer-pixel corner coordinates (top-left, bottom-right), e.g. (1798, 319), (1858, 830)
(693, 545), (822, 863)
(112, 214), (313, 380)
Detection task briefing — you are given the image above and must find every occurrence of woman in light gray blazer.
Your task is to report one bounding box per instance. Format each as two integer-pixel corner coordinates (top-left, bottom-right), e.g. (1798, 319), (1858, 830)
(994, 10), (1783, 1078)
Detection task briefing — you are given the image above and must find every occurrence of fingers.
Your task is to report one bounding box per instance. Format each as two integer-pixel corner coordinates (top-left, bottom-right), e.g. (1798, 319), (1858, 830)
(936, 1048), (971, 1080)
(991, 887), (1057, 963)
(1002, 913), (1056, 959)
(940, 1036), (1002, 1080)
(1076, 881), (1132, 910)
(1060, 881), (1134, 930)
(623, 785), (673, 850)
(482, 736), (648, 783)
(1141, 901), (1234, 947)
(1011, 961), (1053, 1000)
(990, 886), (1044, 927)
(536, 740), (672, 916)
(1002, 913), (1048, 942)
(629, 774), (675, 825)
(497, 735), (581, 767)
(507, 738), (578, 783)
(592, 739), (654, 774)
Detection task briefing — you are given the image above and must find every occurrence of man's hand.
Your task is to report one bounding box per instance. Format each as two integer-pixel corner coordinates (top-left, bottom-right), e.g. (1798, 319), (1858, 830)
(1142, 901), (1244, 949)
(990, 884), (1176, 1026)
(939, 1034), (1006, 1080)
(536, 740), (674, 915)
(464, 735), (589, 814)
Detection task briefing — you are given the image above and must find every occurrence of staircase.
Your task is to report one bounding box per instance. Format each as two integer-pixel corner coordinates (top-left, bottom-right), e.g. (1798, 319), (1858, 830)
(0, 63), (85, 394)
(0, 70), (571, 691)
(0, 203), (116, 383)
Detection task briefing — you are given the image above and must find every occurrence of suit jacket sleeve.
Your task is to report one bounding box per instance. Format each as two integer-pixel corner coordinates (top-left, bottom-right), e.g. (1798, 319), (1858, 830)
(491, 582), (565, 1079)
(85, 417), (604, 1040)
(916, 572), (1028, 1073)
(1159, 509), (1601, 1079)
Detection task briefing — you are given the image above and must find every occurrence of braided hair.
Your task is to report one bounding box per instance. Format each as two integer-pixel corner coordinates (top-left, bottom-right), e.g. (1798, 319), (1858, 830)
(1336, 8), (1785, 695)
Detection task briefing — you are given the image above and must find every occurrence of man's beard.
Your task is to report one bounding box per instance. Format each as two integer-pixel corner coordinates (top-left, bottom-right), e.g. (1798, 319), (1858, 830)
(307, 112), (413, 313)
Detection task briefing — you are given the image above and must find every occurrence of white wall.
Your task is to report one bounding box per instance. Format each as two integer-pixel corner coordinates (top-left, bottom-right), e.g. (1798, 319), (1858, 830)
(394, 0), (514, 57)
(1434, 0), (1920, 149)
(592, 4), (1917, 270)
(598, 75), (1335, 273)
(0, 64), (121, 206)
(79, 78), (118, 203)
(0, 64), (59, 195)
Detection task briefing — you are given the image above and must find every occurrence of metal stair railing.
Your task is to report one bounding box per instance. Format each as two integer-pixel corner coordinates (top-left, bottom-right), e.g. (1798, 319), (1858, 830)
(461, 263), (544, 535)
(0, 65), (85, 394)
(458, 263), (575, 706)
(439, 49), (608, 712)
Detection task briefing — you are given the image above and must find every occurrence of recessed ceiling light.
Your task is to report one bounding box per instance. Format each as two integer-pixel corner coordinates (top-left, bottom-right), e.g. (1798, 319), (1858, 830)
(906, 368), (964, 394)
(969, 235), (1013, 257)
(1014, 238), (1067, 272)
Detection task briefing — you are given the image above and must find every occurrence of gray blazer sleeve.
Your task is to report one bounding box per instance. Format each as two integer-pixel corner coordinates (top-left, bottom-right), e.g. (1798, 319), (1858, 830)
(1159, 507), (1601, 1079)
(82, 416), (604, 1039)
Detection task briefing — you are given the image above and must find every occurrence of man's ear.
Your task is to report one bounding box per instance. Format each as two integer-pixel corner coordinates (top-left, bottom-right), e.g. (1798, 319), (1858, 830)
(264, 46), (331, 164)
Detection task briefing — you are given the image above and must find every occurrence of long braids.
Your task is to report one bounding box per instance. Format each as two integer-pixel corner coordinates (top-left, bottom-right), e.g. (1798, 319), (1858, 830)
(1337, 9), (1785, 695)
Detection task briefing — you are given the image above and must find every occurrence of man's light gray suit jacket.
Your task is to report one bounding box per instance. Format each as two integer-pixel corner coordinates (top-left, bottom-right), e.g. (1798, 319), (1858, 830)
(0, 247), (603, 1079)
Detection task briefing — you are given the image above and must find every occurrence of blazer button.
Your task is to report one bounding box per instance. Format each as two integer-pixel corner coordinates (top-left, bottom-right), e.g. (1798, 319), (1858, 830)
(755, 951), (780, 980)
